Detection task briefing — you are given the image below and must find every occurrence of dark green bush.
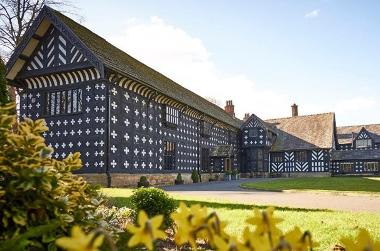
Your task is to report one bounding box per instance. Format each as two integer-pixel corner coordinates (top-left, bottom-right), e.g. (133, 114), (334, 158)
(130, 187), (177, 228)
(191, 169), (199, 183)
(175, 173), (184, 185)
(137, 176), (150, 188)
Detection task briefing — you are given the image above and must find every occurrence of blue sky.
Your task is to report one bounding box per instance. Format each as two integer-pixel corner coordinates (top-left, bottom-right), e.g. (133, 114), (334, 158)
(68, 0), (380, 126)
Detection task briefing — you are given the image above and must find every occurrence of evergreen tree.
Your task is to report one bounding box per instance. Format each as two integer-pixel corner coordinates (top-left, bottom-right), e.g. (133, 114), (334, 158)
(0, 57), (9, 105)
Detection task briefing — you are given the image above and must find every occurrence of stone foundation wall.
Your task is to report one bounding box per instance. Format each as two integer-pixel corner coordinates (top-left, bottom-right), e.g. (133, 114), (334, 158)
(279, 172), (331, 178)
(79, 172), (225, 187)
(79, 173), (109, 186)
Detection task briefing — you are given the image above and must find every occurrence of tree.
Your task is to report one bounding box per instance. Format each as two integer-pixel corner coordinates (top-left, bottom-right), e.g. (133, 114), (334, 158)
(0, 0), (78, 101)
(0, 56), (9, 105)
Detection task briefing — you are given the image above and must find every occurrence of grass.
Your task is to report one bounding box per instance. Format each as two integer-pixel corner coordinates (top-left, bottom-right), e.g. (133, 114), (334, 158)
(240, 176), (380, 193)
(101, 188), (380, 250)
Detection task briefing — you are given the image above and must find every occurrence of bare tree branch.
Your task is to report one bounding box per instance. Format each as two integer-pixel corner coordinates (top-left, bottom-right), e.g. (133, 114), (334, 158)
(0, 0), (81, 60)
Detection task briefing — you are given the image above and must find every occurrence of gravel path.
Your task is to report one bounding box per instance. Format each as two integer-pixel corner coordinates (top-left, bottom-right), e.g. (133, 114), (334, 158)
(162, 178), (380, 213)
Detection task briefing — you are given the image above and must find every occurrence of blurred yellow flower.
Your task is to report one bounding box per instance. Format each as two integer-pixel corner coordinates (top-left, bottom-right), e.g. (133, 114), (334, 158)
(341, 228), (380, 251)
(55, 226), (104, 251)
(214, 235), (250, 251)
(246, 207), (283, 238)
(242, 226), (271, 251)
(126, 210), (166, 250)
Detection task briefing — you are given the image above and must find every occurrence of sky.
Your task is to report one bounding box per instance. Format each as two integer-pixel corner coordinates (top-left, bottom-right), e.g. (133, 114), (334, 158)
(64, 0), (379, 126)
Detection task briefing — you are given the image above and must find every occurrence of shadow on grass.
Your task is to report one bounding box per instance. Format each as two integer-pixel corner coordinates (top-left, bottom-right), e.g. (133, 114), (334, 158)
(105, 196), (330, 213)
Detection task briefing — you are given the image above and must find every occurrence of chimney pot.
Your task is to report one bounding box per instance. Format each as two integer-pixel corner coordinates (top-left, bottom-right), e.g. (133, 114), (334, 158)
(291, 103), (298, 117)
(224, 100), (235, 117)
(243, 113), (250, 121)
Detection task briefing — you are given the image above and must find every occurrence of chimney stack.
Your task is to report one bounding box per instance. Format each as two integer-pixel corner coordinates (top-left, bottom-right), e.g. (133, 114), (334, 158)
(243, 113), (250, 121)
(224, 100), (235, 117)
(291, 103), (298, 117)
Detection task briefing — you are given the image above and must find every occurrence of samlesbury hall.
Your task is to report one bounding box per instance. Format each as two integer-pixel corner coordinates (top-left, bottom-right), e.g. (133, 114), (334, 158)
(5, 7), (380, 186)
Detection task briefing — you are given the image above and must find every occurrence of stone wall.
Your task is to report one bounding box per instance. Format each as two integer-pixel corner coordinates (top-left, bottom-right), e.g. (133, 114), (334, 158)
(280, 172), (331, 178)
(79, 172), (225, 187)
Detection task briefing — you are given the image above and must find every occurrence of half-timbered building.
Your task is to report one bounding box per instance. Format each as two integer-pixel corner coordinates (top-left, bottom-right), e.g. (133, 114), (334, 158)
(5, 7), (379, 186)
(331, 125), (380, 175)
(240, 105), (336, 177)
(5, 7), (240, 186)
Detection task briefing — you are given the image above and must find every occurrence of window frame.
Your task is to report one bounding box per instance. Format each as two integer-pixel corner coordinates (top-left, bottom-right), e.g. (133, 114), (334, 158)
(44, 88), (83, 117)
(295, 151), (308, 162)
(200, 120), (212, 138)
(356, 139), (372, 149)
(340, 162), (354, 173)
(363, 162), (379, 172)
(271, 152), (283, 163)
(163, 141), (176, 170)
(248, 128), (259, 137)
(163, 105), (179, 128)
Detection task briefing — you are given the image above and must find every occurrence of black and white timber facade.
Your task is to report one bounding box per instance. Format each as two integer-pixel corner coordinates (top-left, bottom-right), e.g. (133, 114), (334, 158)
(6, 7), (379, 186)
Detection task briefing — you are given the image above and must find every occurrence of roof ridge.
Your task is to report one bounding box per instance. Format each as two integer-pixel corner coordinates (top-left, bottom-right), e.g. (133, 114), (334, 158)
(337, 123), (380, 128)
(50, 8), (240, 126)
(264, 112), (334, 122)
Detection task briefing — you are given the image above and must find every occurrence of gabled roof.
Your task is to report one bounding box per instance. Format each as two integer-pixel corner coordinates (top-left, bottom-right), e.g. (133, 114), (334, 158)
(337, 124), (380, 145)
(6, 7), (241, 129)
(242, 113), (272, 131)
(265, 113), (335, 151)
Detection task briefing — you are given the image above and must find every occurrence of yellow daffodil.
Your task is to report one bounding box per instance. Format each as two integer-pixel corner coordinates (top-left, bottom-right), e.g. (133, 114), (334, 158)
(242, 226), (271, 251)
(341, 228), (380, 251)
(171, 202), (200, 248)
(126, 210), (167, 250)
(214, 235), (250, 251)
(56, 226), (104, 251)
(245, 207), (283, 239)
(282, 227), (319, 251)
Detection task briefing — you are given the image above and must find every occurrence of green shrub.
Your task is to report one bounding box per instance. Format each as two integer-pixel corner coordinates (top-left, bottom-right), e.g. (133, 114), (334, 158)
(137, 176), (150, 188)
(0, 103), (102, 249)
(130, 187), (177, 228)
(175, 173), (184, 185)
(191, 169), (199, 183)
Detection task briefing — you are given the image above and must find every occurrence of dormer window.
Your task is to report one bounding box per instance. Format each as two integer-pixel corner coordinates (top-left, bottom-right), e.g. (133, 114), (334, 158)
(356, 139), (372, 148)
(163, 105), (178, 128)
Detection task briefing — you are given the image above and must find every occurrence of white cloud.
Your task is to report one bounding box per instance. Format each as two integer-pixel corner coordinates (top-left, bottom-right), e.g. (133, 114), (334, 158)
(304, 9), (320, 18)
(108, 16), (292, 119)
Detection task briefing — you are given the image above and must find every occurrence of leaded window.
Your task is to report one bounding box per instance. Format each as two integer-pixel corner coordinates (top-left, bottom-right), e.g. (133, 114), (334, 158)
(163, 141), (176, 170)
(164, 106), (179, 127)
(363, 162), (379, 172)
(356, 139), (372, 148)
(271, 152), (283, 163)
(201, 121), (212, 138)
(340, 162), (354, 173)
(295, 151), (307, 162)
(45, 88), (82, 116)
(249, 128), (259, 137)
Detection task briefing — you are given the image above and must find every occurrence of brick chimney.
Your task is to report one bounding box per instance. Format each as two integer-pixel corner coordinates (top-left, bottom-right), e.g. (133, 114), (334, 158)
(291, 103), (298, 117)
(243, 113), (250, 121)
(224, 100), (235, 117)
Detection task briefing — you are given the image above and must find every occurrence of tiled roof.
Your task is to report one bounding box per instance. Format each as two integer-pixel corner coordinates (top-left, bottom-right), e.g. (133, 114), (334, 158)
(337, 124), (380, 145)
(331, 149), (380, 161)
(51, 9), (241, 128)
(265, 113), (335, 151)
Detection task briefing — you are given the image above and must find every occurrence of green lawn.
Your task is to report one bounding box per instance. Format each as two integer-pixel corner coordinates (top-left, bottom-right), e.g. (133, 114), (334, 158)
(101, 188), (380, 250)
(240, 177), (380, 193)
